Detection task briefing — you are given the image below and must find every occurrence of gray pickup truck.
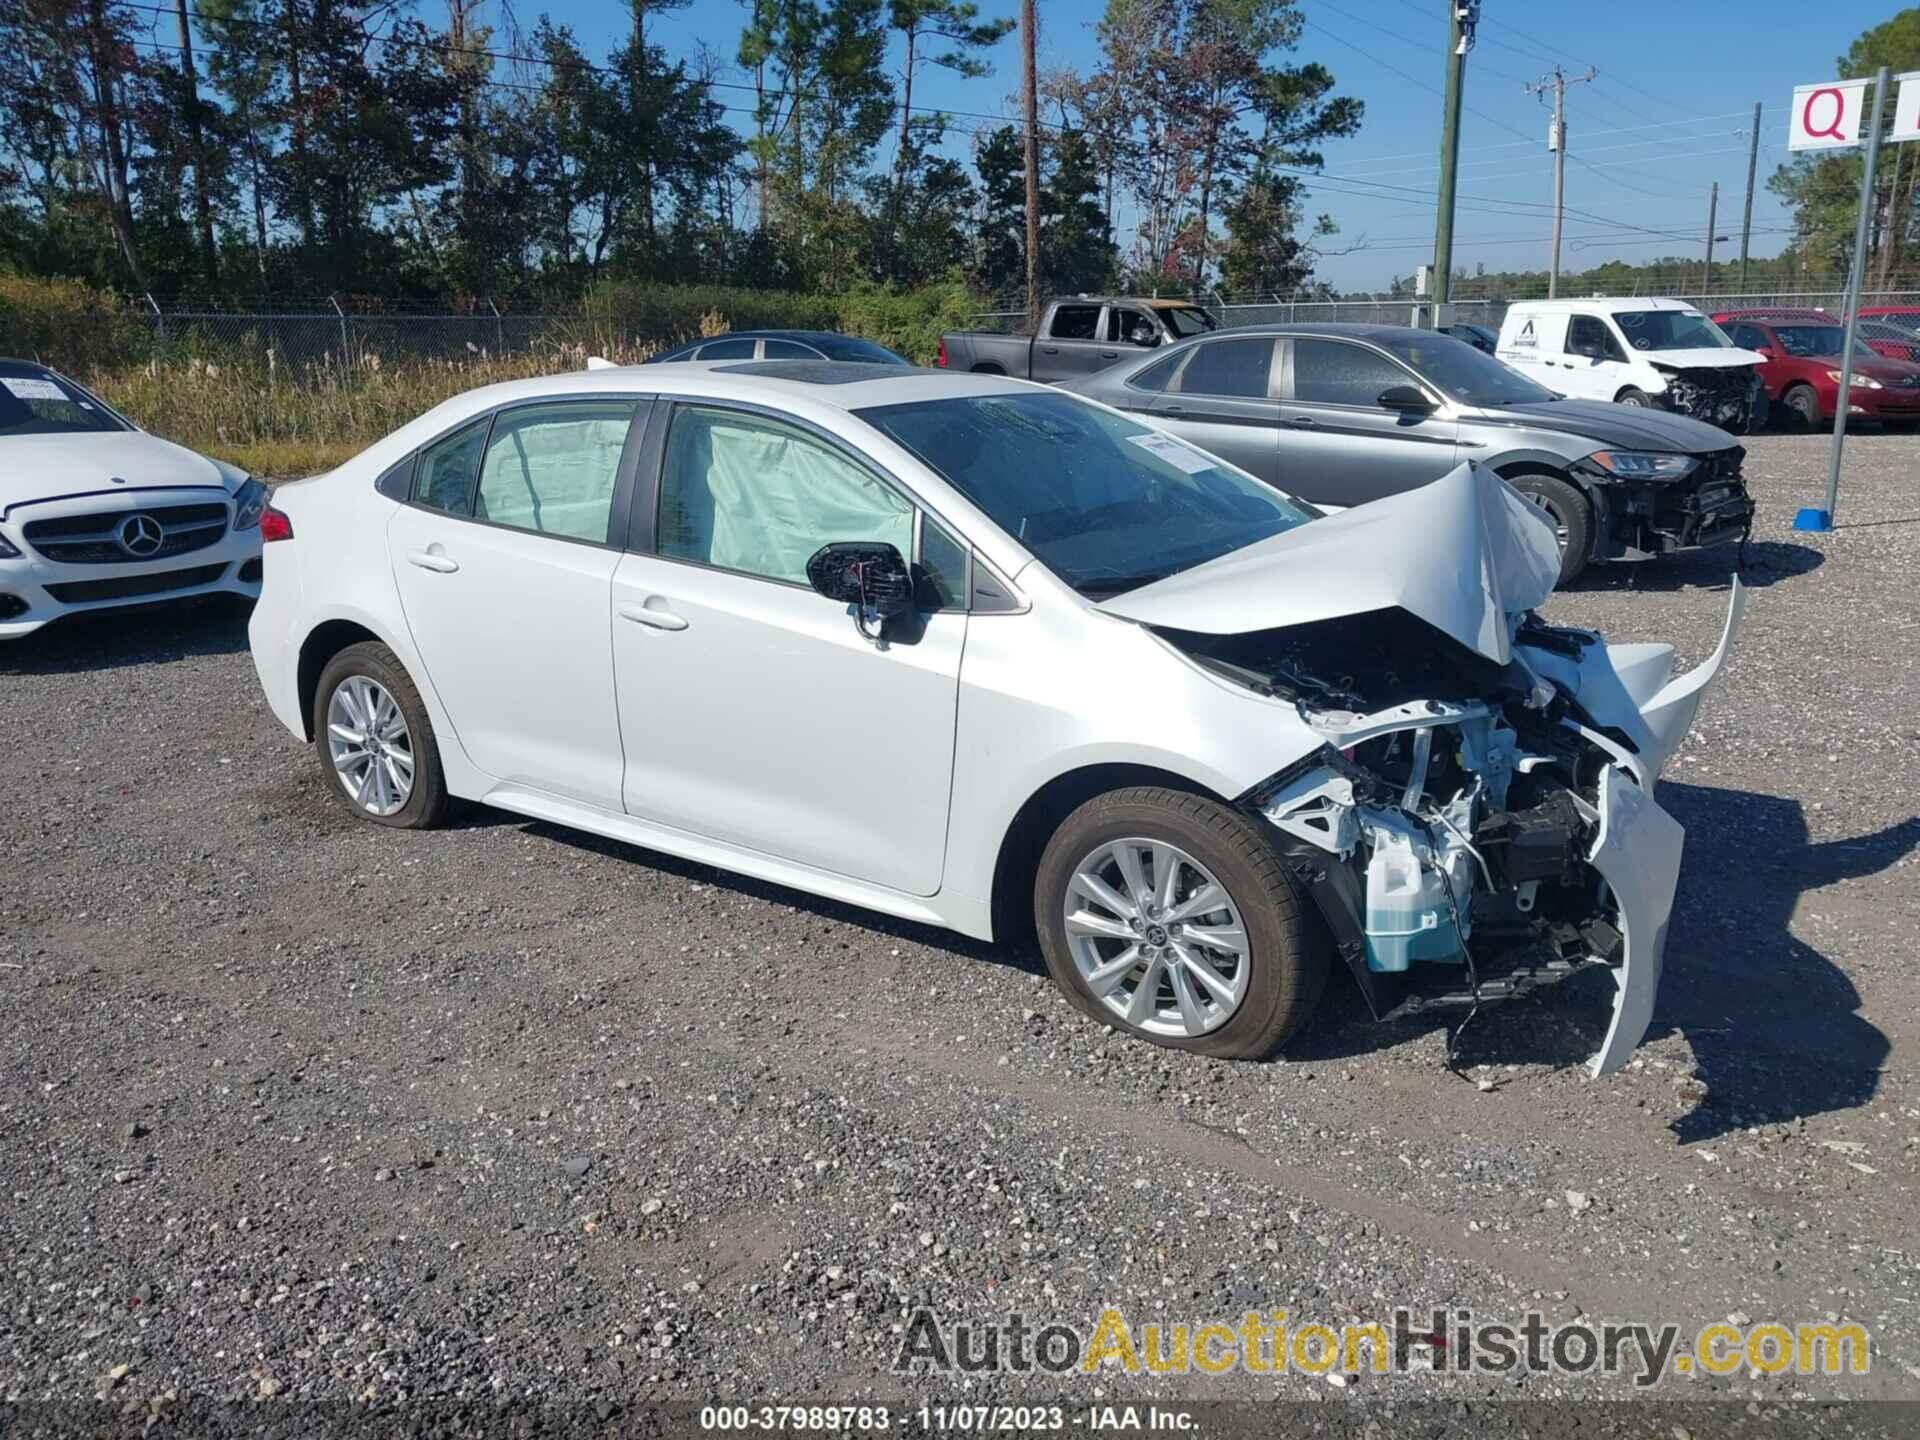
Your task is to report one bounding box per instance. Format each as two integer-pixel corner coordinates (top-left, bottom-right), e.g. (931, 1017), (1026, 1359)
(937, 297), (1219, 382)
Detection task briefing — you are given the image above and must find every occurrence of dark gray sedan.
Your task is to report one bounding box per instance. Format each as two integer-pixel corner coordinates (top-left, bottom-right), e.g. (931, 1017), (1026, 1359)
(1064, 322), (1754, 583)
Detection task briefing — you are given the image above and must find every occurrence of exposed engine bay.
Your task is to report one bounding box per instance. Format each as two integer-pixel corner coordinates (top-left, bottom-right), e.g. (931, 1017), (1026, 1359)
(1162, 605), (1708, 1076)
(1105, 462), (1743, 1076)
(1655, 363), (1758, 431)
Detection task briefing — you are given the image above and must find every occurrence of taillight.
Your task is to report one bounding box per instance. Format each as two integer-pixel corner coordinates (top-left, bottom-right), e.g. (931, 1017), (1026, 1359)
(935, 338), (948, 368)
(259, 504), (294, 542)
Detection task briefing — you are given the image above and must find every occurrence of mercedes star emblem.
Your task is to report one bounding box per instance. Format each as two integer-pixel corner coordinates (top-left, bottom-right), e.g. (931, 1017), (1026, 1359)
(116, 513), (164, 558)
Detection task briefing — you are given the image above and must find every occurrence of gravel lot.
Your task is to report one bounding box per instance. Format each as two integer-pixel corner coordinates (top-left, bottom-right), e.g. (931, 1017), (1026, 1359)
(2, 433), (1916, 1431)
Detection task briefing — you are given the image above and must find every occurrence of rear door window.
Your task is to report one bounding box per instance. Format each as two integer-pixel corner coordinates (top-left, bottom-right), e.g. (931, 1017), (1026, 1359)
(1172, 337), (1275, 399)
(1048, 305), (1102, 341)
(473, 400), (638, 544)
(761, 339), (821, 359)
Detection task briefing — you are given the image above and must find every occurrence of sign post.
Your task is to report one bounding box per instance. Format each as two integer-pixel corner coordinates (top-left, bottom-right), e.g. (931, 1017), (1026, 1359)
(1791, 68), (1889, 533)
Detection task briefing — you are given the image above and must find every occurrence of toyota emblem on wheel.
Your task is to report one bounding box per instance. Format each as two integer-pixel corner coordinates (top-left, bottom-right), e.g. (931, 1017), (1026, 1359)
(116, 513), (164, 558)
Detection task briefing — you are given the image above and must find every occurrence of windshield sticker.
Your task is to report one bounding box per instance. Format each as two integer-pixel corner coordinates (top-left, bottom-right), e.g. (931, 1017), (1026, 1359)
(2, 377), (67, 401)
(1127, 431), (1216, 474)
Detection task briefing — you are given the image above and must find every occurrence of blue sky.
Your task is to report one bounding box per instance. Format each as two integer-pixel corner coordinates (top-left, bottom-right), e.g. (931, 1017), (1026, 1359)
(588, 0), (1875, 291)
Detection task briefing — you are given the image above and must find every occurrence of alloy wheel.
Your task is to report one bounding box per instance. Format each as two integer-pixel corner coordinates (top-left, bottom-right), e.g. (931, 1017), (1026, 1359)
(1062, 837), (1250, 1037)
(326, 675), (416, 817)
(1522, 491), (1570, 550)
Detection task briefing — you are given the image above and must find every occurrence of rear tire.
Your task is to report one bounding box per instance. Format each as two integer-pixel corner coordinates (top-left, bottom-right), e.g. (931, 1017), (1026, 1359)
(1784, 385), (1823, 430)
(1034, 786), (1325, 1060)
(312, 641), (449, 829)
(1508, 473), (1592, 586)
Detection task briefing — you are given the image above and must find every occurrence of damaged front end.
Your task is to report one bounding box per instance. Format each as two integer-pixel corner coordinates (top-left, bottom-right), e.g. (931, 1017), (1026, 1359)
(1104, 463), (1743, 1076)
(1654, 363), (1761, 432)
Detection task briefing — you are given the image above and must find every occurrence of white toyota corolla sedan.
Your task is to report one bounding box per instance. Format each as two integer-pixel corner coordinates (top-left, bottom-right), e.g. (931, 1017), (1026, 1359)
(247, 360), (1742, 1074)
(0, 360), (267, 639)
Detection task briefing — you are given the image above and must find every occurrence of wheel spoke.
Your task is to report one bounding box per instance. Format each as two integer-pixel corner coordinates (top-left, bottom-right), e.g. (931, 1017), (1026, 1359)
(1070, 868), (1137, 922)
(1151, 844), (1180, 912)
(353, 758), (377, 806)
(328, 721), (366, 745)
(385, 746), (415, 779)
(1169, 962), (1208, 1035)
(1084, 945), (1141, 997)
(1066, 908), (1135, 943)
(1180, 921), (1247, 956)
(1166, 883), (1225, 924)
(1175, 943), (1237, 1007)
(1113, 843), (1151, 907)
(1124, 957), (1165, 1026)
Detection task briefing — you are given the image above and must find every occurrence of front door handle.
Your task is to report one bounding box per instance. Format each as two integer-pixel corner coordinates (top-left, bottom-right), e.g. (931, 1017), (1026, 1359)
(1161, 403), (1186, 414)
(405, 548), (459, 574)
(1099, 350), (1119, 359)
(618, 600), (689, 632)
(1287, 416), (1318, 428)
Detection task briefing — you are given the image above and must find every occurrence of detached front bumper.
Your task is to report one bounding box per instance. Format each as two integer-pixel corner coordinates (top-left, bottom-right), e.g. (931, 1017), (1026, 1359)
(1585, 765), (1685, 1075)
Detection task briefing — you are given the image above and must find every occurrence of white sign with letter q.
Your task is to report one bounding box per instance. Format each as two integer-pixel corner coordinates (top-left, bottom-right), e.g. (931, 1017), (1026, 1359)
(1789, 79), (1869, 150)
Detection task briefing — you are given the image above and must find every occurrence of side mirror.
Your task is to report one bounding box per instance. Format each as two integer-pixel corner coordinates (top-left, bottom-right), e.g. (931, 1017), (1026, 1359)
(806, 541), (916, 631)
(1377, 384), (1436, 413)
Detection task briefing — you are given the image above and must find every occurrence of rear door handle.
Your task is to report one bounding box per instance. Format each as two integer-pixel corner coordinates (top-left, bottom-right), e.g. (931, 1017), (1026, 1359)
(405, 548), (459, 573)
(618, 600), (689, 632)
(1287, 416), (1318, 428)
(1099, 350), (1119, 359)
(1161, 403), (1186, 414)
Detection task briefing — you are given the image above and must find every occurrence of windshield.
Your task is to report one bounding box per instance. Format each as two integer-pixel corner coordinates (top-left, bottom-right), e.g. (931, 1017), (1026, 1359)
(857, 390), (1315, 597)
(1162, 307), (1218, 337)
(1378, 333), (1560, 406)
(1614, 310), (1732, 352)
(0, 368), (128, 436)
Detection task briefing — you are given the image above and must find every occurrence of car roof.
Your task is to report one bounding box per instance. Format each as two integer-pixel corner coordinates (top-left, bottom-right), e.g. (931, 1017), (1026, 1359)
(420, 360), (1032, 418)
(0, 358), (57, 376)
(1138, 320), (1453, 345)
(1502, 297), (1701, 314)
(1712, 309), (1839, 324)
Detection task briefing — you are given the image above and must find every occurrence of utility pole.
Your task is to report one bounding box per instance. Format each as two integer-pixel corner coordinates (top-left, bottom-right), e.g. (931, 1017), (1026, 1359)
(1020, 0), (1041, 332)
(1737, 101), (1761, 291)
(1703, 182), (1719, 295)
(1430, 2), (1479, 323)
(1526, 64), (1596, 298)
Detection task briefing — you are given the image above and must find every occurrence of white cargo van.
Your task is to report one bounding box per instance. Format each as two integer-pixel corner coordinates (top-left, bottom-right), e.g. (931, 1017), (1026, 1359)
(1496, 297), (1764, 430)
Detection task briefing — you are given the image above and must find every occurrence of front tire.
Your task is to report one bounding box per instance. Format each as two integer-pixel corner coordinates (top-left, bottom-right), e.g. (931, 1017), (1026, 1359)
(312, 641), (449, 829)
(1784, 385), (1823, 430)
(1508, 473), (1592, 586)
(1615, 387), (1652, 407)
(1034, 787), (1324, 1059)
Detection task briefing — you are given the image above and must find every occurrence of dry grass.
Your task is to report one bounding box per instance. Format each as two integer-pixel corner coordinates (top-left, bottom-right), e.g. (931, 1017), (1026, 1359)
(86, 339), (659, 478)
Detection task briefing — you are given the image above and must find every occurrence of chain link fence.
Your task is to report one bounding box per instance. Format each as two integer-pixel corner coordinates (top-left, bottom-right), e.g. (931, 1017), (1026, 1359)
(132, 301), (594, 370)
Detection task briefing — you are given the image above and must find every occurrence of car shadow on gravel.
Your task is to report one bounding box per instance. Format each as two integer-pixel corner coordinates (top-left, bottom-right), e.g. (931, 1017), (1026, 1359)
(1282, 782), (1905, 1140)
(0, 597), (251, 675)
(526, 821), (1033, 973)
(1566, 540), (1823, 595)
(1651, 780), (1906, 1143)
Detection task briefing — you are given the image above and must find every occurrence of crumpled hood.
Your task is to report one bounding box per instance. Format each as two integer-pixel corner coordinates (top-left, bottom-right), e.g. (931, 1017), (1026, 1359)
(1475, 396), (1738, 453)
(1645, 348), (1763, 371)
(1098, 461), (1561, 665)
(0, 432), (237, 515)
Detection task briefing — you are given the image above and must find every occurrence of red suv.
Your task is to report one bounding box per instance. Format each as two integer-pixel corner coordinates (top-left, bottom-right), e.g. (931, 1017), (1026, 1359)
(1713, 310), (1920, 428)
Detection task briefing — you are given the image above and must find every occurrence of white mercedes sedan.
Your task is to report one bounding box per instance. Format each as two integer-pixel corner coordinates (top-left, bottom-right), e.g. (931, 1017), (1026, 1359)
(247, 360), (1742, 1075)
(0, 360), (266, 639)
